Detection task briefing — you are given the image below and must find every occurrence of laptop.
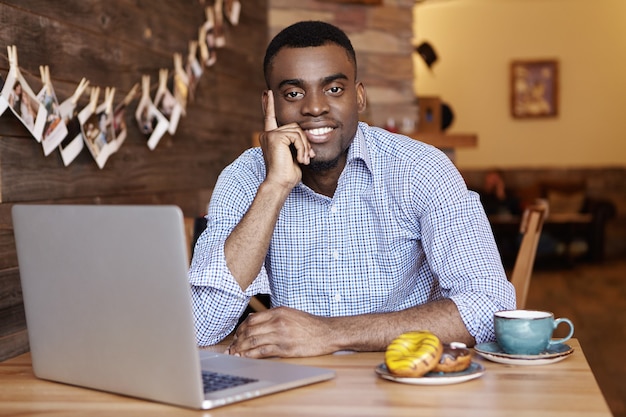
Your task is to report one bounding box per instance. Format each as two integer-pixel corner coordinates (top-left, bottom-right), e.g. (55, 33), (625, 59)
(12, 204), (335, 410)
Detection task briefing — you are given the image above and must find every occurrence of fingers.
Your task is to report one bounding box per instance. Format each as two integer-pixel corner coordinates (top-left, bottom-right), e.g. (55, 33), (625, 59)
(261, 90), (314, 166)
(263, 90), (278, 131)
(227, 311), (277, 358)
(290, 130), (315, 164)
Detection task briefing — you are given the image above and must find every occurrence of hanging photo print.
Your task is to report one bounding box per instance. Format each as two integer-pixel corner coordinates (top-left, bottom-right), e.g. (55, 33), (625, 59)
(0, 72), (8, 116)
(200, 7), (218, 67)
(0, 46), (47, 141)
(173, 53), (189, 115)
(186, 41), (203, 103)
(154, 68), (183, 135)
(213, 0), (226, 48)
(224, 0), (241, 25)
(111, 83), (139, 147)
(135, 75), (169, 150)
(57, 78), (90, 166)
(83, 87), (116, 169)
(37, 66), (68, 156)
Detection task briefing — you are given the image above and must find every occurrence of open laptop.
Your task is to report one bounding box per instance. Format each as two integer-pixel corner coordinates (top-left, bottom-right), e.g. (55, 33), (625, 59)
(12, 204), (335, 410)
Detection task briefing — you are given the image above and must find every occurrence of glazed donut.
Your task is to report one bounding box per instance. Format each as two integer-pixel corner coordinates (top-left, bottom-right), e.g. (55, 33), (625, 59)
(432, 342), (473, 373)
(385, 331), (443, 377)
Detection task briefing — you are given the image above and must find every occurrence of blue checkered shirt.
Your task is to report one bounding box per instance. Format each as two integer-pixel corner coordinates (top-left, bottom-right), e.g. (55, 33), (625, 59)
(189, 122), (515, 346)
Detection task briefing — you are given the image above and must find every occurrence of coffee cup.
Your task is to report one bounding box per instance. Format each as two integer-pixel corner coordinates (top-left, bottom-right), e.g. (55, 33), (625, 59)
(494, 310), (574, 355)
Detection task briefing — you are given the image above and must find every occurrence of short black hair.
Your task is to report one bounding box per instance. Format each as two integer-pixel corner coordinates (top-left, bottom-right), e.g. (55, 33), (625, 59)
(263, 21), (357, 86)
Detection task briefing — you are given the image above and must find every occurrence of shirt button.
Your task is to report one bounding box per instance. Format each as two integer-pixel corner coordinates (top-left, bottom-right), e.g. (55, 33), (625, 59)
(330, 205), (337, 214)
(332, 250), (339, 260)
(334, 293), (342, 302)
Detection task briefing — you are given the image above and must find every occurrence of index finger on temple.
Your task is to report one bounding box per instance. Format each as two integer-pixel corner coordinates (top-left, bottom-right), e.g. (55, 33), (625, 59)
(264, 90), (278, 131)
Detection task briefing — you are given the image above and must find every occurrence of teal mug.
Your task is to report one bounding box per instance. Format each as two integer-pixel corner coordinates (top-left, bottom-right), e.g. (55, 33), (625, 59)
(494, 310), (574, 355)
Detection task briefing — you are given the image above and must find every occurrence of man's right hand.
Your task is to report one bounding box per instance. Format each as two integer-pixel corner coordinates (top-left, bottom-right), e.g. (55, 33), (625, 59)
(259, 90), (315, 190)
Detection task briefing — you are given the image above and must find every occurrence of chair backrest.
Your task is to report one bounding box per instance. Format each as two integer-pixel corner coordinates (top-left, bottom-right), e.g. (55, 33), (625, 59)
(184, 217), (268, 312)
(510, 203), (548, 309)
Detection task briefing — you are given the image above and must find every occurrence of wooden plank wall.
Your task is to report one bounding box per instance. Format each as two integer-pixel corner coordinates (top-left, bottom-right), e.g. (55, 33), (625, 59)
(0, 0), (267, 361)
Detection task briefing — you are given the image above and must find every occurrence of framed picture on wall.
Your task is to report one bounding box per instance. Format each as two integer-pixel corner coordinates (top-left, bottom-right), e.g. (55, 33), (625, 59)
(510, 59), (558, 119)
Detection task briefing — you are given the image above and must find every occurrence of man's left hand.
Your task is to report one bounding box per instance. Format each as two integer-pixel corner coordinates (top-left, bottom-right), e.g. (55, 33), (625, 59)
(227, 306), (333, 358)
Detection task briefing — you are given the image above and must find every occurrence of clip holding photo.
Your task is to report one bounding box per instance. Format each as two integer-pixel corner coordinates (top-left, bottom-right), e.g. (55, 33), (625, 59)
(224, 0), (241, 26)
(173, 53), (189, 116)
(135, 75), (169, 150)
(200, 6), (218, 67)
(83, 86), (116, 169)
(154, 68), (183, 136)
(37, 65), (69, 156)
(111, 83), (139, 147)
(58, 78), (90, 166)
(0, 72), (8, 116)
(213, 0), (226, 48)
(0, 45), (48, 142)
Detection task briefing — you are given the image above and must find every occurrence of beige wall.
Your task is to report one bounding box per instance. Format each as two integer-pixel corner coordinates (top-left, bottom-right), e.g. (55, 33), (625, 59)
(414, 0), (626, 169)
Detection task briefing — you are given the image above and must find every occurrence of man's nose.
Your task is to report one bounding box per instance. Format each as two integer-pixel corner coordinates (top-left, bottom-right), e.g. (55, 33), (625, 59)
(301, 91), (329, 116)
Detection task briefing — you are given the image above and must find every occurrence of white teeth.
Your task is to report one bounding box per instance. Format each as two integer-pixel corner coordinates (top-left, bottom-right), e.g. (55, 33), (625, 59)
(307, 127), (333, 136)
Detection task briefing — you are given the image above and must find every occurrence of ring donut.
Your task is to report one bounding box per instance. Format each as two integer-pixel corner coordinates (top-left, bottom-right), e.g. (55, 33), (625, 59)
(432, 342), (472, 373)
(385, 331), (443, 377)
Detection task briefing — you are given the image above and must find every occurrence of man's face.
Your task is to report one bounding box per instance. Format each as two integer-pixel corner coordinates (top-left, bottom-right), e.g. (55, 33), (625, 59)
(265, 43), (366, 171)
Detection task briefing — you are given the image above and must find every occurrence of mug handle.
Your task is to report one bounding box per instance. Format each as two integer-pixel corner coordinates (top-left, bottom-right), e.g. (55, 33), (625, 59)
(548, 318), (575, 346)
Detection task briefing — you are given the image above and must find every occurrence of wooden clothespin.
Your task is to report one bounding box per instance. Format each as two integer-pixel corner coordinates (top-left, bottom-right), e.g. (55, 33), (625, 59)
(141, 75), (151, 100)
(198, 26), (208, 64)
(70, 78), (90, 106)
(205, 5), (215, 28)
(156, 68), (169, 97)
(173, 53), (187, 83)
(225, 0), (241, 26)
(214, 0), (225, 48)
(7, 45), (18, 69)
(39, 65), (52, 96)
(88, 86), (100, 114)
(173, 53), (189, 112)
(104, 87), (116, 115)
(120, 82), (139, 107)
(188, 40), (198, 63)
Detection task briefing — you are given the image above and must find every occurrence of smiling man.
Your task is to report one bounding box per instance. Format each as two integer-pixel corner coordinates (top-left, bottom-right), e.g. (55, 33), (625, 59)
(189, 21), (515, 358)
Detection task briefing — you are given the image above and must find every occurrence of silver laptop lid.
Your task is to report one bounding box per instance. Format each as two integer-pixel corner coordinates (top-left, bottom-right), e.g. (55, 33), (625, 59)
(13, 204), (206, 408)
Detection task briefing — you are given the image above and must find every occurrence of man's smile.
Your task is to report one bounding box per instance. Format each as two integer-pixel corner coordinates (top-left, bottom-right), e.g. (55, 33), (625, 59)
(304, 126), (335, 144)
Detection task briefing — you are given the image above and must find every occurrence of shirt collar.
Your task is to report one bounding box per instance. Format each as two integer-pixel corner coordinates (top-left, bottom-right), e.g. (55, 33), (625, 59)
(346, 122), (373, 173)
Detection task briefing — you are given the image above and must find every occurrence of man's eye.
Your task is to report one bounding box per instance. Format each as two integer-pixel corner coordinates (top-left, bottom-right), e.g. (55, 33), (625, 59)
(326, 86), (343, 95)
(285, 91), (303, 99)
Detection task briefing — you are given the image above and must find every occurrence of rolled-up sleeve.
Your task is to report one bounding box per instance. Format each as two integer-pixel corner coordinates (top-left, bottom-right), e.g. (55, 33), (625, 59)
(416, 154), (516, 343)
(188, 150), (271, 346)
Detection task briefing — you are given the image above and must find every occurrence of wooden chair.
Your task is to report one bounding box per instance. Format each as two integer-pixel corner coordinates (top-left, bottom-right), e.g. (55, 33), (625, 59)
(509, 203), (548, 309)
(184, 217), (268, 312)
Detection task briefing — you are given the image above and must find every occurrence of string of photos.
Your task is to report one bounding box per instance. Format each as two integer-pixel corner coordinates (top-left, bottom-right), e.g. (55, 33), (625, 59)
(0, 0), (241, 169)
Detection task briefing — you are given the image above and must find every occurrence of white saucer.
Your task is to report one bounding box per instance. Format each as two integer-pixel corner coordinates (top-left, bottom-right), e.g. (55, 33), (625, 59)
(474, 342), (574, 366)
(375, 362), (485, 385)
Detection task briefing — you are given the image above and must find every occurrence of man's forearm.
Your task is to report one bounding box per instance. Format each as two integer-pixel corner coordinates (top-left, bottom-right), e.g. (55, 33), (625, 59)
(325, 299), (474, 352)
(224, 181), (291, 291)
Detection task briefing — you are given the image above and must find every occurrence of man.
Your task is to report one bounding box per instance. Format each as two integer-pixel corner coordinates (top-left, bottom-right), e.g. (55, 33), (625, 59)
(189, 21), (515, 358)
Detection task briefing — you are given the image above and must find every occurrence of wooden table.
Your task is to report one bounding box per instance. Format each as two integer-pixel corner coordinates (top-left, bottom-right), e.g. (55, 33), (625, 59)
(0, 339), (611, 416)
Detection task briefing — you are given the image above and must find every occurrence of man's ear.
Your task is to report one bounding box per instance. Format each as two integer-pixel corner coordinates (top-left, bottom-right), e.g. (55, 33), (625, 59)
(356, 82), (367, 113)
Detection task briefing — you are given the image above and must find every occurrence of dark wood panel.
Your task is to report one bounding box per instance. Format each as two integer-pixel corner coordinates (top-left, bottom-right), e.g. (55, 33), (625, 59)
(0, 230), (17, 270)
(0, 302), (26, 338)
(0, 268), (20, 310)
(0, 329), (28, 362)
(0, 0), (268, 361)
(0, 1), (266, 86)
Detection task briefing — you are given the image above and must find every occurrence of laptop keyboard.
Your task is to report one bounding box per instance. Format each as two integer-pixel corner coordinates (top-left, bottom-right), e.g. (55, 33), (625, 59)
(201, 370), (259, 393)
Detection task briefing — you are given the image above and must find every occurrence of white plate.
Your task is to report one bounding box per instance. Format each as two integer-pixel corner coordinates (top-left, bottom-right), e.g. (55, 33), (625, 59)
(375, 362), (485, 385)
(474, 342), (574, 366)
